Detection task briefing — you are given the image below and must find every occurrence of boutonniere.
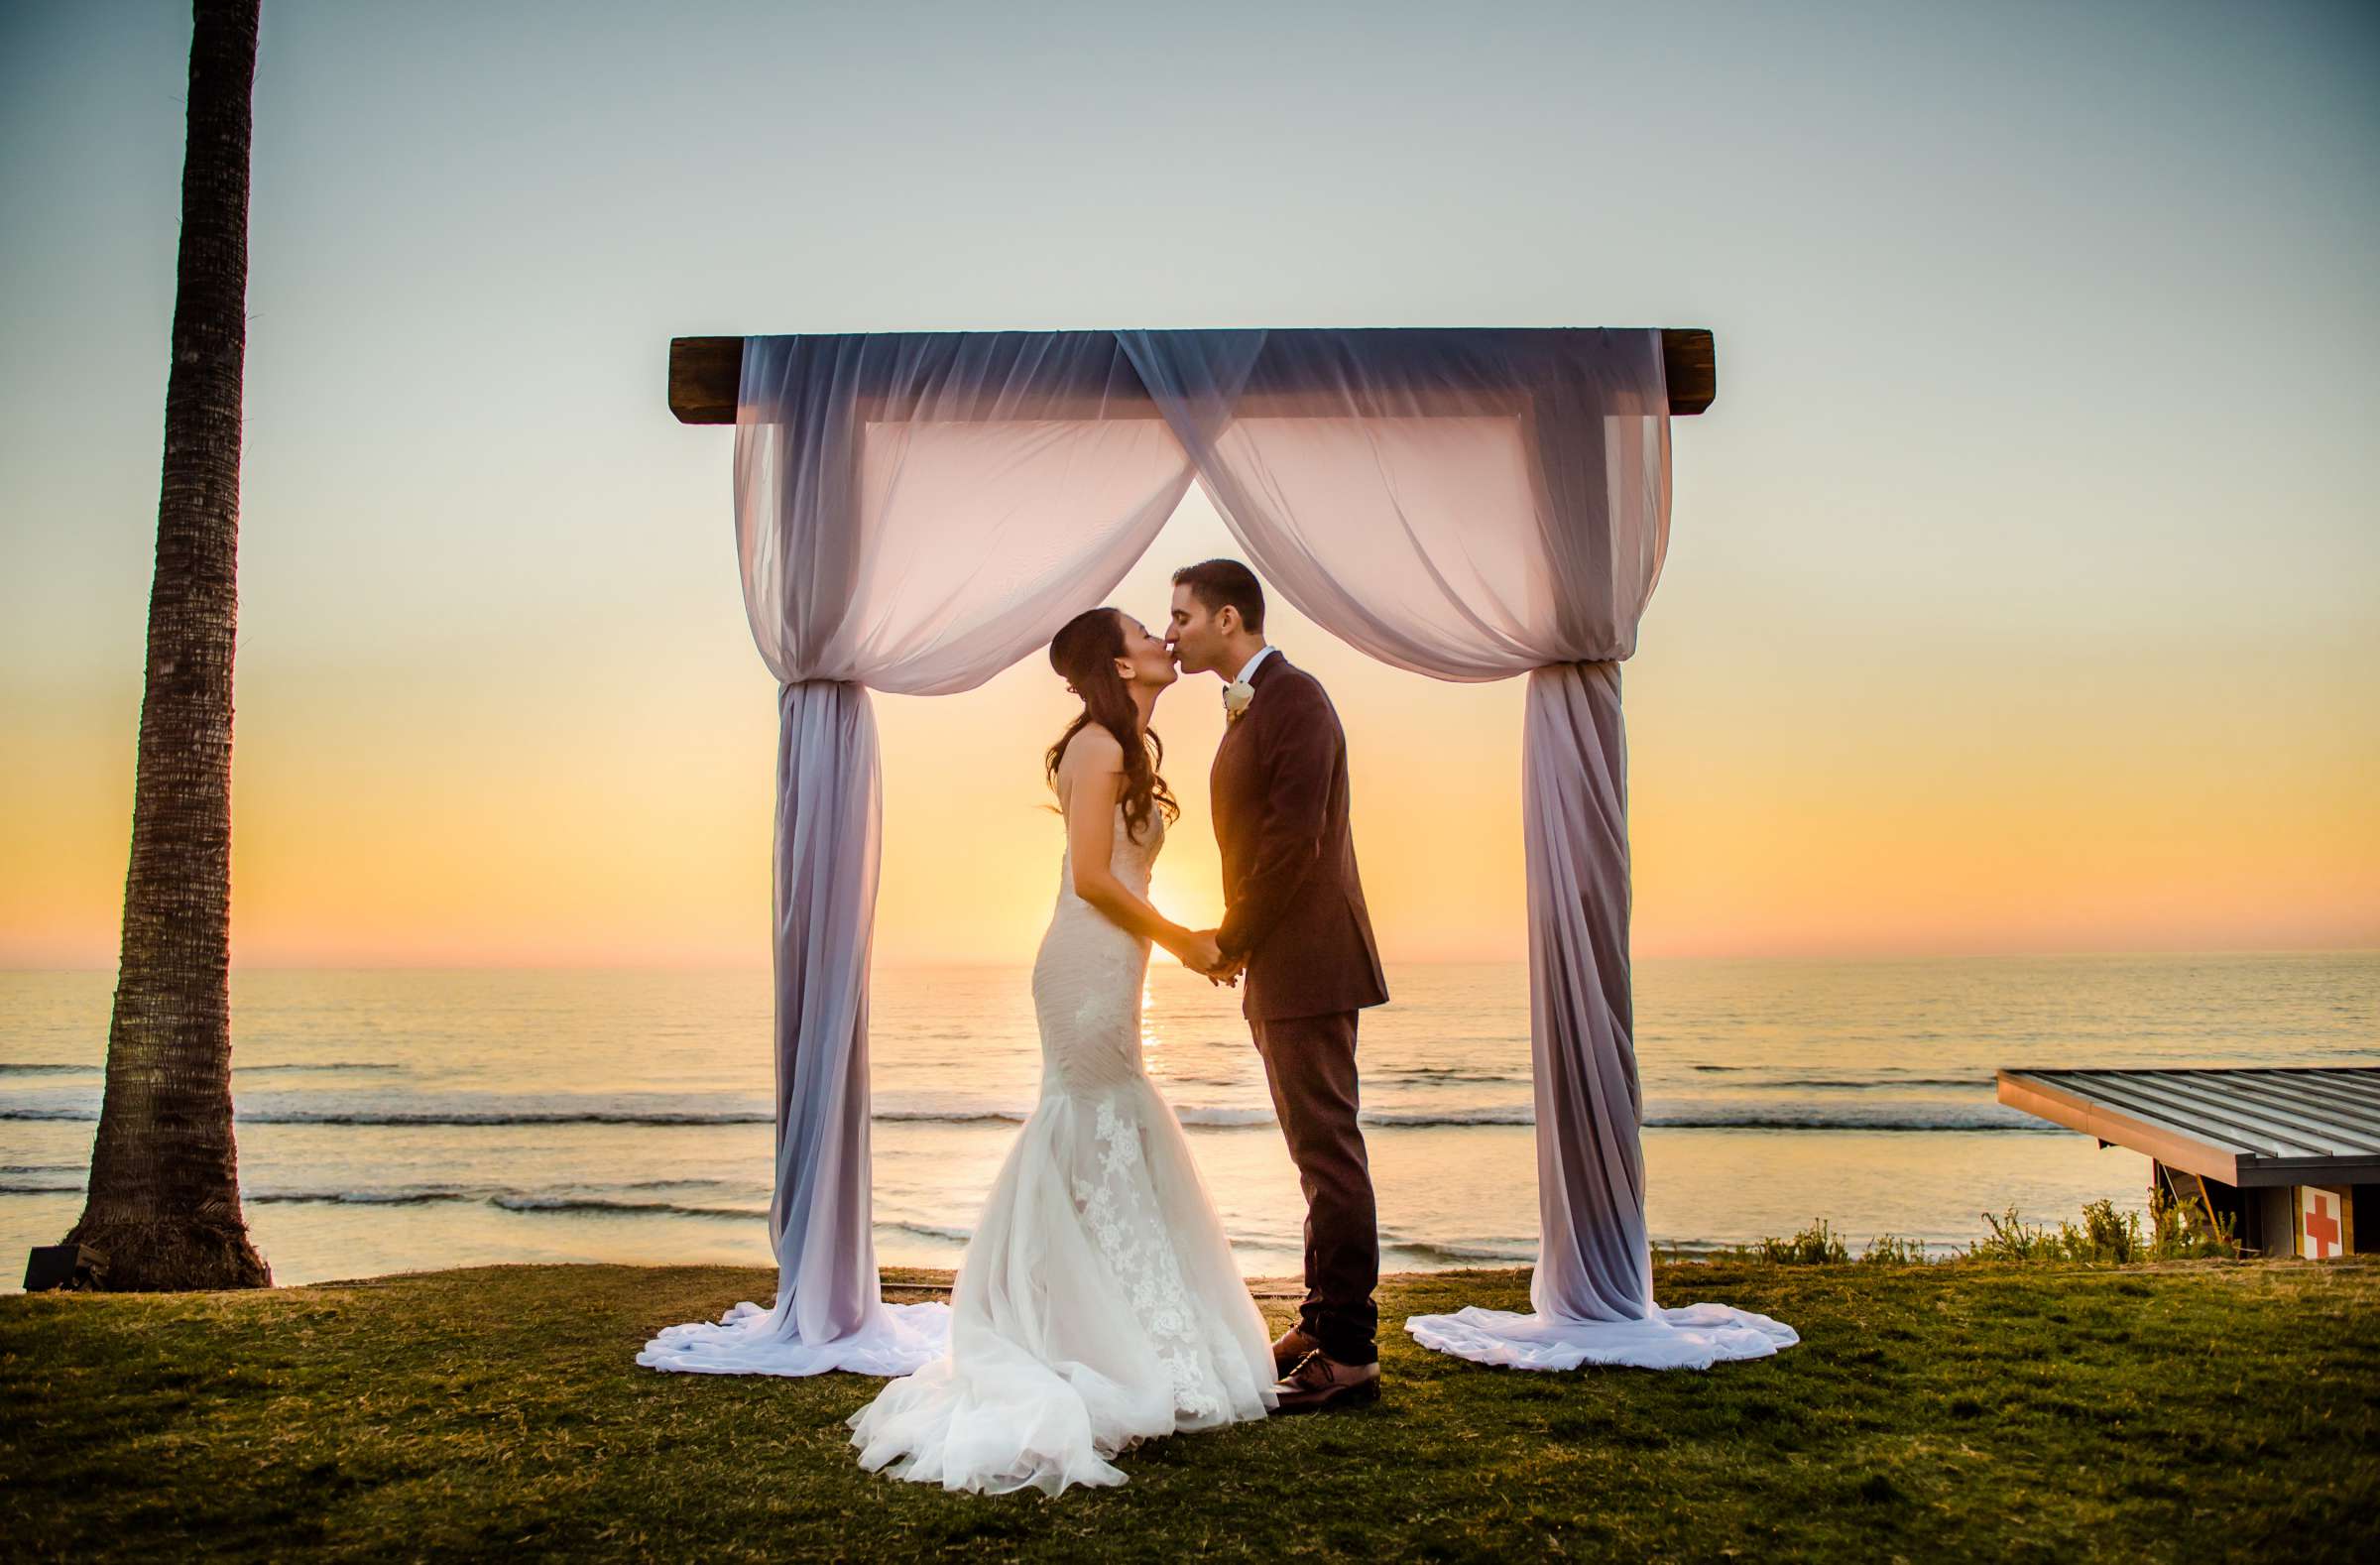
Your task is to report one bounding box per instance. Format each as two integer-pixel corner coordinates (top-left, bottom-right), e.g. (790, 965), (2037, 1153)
(1222, 680), (1256, 723)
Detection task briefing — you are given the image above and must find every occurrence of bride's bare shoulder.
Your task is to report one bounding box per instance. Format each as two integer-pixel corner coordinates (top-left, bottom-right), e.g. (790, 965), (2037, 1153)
(1057, 725), (1126, 778)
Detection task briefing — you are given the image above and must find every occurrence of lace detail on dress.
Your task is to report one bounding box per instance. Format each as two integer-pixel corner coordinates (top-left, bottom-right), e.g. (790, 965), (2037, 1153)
(1072, 1097), (1225, 1421)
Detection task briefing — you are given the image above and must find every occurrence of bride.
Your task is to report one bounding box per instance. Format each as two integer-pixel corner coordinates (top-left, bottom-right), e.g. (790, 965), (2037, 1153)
(847, 607), (1276, 1495)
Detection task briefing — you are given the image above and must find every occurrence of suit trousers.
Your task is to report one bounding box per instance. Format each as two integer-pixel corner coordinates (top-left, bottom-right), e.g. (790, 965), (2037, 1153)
(1250, 1010), (1378, 1366)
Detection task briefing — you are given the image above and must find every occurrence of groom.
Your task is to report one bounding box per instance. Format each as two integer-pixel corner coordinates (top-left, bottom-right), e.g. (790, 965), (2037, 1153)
(1168, 559), (1390, 1414)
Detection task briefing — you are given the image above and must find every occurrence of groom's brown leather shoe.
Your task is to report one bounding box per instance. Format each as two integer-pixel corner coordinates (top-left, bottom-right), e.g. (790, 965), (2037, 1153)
(1270, 1325), (1322, 1379)
(1270, 1350), (1380, 1414)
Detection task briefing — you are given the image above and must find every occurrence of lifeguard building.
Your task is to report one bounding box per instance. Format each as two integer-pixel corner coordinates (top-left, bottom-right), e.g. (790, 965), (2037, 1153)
(1996, 1067), (2377, 1259)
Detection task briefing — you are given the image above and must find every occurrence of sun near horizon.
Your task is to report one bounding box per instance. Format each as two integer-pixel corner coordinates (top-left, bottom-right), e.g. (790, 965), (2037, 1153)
(7, 477), (2373, 973)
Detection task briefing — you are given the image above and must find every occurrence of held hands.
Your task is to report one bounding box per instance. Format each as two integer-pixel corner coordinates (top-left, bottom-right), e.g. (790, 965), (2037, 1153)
(1179, 929), (1244, 988)
(1190, 932), (1247, 980)
(1176, 929), (1225, 981)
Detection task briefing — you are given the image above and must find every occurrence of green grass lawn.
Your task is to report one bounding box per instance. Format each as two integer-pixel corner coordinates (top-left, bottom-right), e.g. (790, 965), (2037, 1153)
(5, 1259), (2375, 1561)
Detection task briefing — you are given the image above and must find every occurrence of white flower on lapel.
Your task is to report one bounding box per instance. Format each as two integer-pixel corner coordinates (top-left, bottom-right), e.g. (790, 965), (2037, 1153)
(1222, 679), (1256, 722)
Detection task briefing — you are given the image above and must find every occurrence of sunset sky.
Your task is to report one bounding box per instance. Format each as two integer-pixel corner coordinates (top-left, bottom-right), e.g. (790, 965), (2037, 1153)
(3, 0), (2375, 969)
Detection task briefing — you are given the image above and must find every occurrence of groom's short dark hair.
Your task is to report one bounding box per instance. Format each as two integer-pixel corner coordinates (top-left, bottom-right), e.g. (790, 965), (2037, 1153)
(1173, 559), (1265, 634)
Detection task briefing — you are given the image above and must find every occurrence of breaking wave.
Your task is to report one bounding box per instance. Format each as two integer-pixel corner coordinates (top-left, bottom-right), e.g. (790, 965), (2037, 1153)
(487, 1193), (757, 1220)
(178, 1185), (762, 1221)
(237, 1062), (407, 1075)
(1384, 1236), (1539, 1265)
(882, 1220), (976, 1245)
(245, 1187), (476, 1207)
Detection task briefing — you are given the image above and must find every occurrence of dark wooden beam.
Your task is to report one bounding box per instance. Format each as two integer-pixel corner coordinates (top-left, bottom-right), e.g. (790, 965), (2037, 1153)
(667, 336), (747, 424)
(666, 329), (1717, 423)
(1661, 328), (1716, 416)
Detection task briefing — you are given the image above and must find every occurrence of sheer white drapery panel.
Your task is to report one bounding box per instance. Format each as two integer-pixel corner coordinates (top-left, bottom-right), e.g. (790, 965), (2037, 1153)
(642, 682), (955, 1376)
(1121, 327), (1790, 1370)
(734, 333), (1199, 695)
(1117, 328), (1670, 679)
(641, 334), (1197, 1378)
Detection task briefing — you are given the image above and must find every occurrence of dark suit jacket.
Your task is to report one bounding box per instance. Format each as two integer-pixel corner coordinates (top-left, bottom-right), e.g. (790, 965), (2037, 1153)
(1211, 654), (1389, 1023)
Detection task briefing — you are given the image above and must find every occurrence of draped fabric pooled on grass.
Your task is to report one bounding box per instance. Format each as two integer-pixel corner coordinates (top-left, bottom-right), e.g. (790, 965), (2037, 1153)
(1120, 327), (1795, 1369)
(640, 333), (1197, 1377)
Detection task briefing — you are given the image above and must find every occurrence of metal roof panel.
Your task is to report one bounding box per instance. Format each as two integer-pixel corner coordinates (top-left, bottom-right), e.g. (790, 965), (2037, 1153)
(1996, 1066), (2380, 1187)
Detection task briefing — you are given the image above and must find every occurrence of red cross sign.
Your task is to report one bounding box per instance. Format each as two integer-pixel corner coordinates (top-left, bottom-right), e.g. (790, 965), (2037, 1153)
(2303, 1188), (2343, 1260)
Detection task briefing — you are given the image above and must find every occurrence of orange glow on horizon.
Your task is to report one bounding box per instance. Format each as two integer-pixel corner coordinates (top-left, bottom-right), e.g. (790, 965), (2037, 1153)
(5, 560), (2373, 971)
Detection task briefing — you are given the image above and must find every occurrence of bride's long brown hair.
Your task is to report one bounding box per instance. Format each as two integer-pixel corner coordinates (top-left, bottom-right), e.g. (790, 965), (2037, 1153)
(1044, 608), (1179, 841)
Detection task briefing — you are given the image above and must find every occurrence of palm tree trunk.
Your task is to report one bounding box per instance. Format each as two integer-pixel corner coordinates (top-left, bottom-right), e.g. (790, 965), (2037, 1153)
(62, 0), (269, 1291)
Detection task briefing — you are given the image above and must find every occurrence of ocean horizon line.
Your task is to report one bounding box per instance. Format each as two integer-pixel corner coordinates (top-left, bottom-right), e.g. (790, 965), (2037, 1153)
(3, 944), (2373, 978)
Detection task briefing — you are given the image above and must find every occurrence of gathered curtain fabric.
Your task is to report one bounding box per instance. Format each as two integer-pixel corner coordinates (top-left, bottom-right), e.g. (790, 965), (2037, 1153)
(639, 333), (1197, 1377)
(1122, 327), (1792, 1368)
(642, 325), (1793, 1380)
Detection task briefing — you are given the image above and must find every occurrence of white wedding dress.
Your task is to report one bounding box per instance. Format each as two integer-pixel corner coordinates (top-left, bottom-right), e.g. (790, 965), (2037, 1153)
(847, 789), (1275, 1495)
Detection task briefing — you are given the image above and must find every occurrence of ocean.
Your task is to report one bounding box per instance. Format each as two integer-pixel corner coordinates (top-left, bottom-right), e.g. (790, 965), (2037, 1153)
(4, 953), (2374, 1289)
